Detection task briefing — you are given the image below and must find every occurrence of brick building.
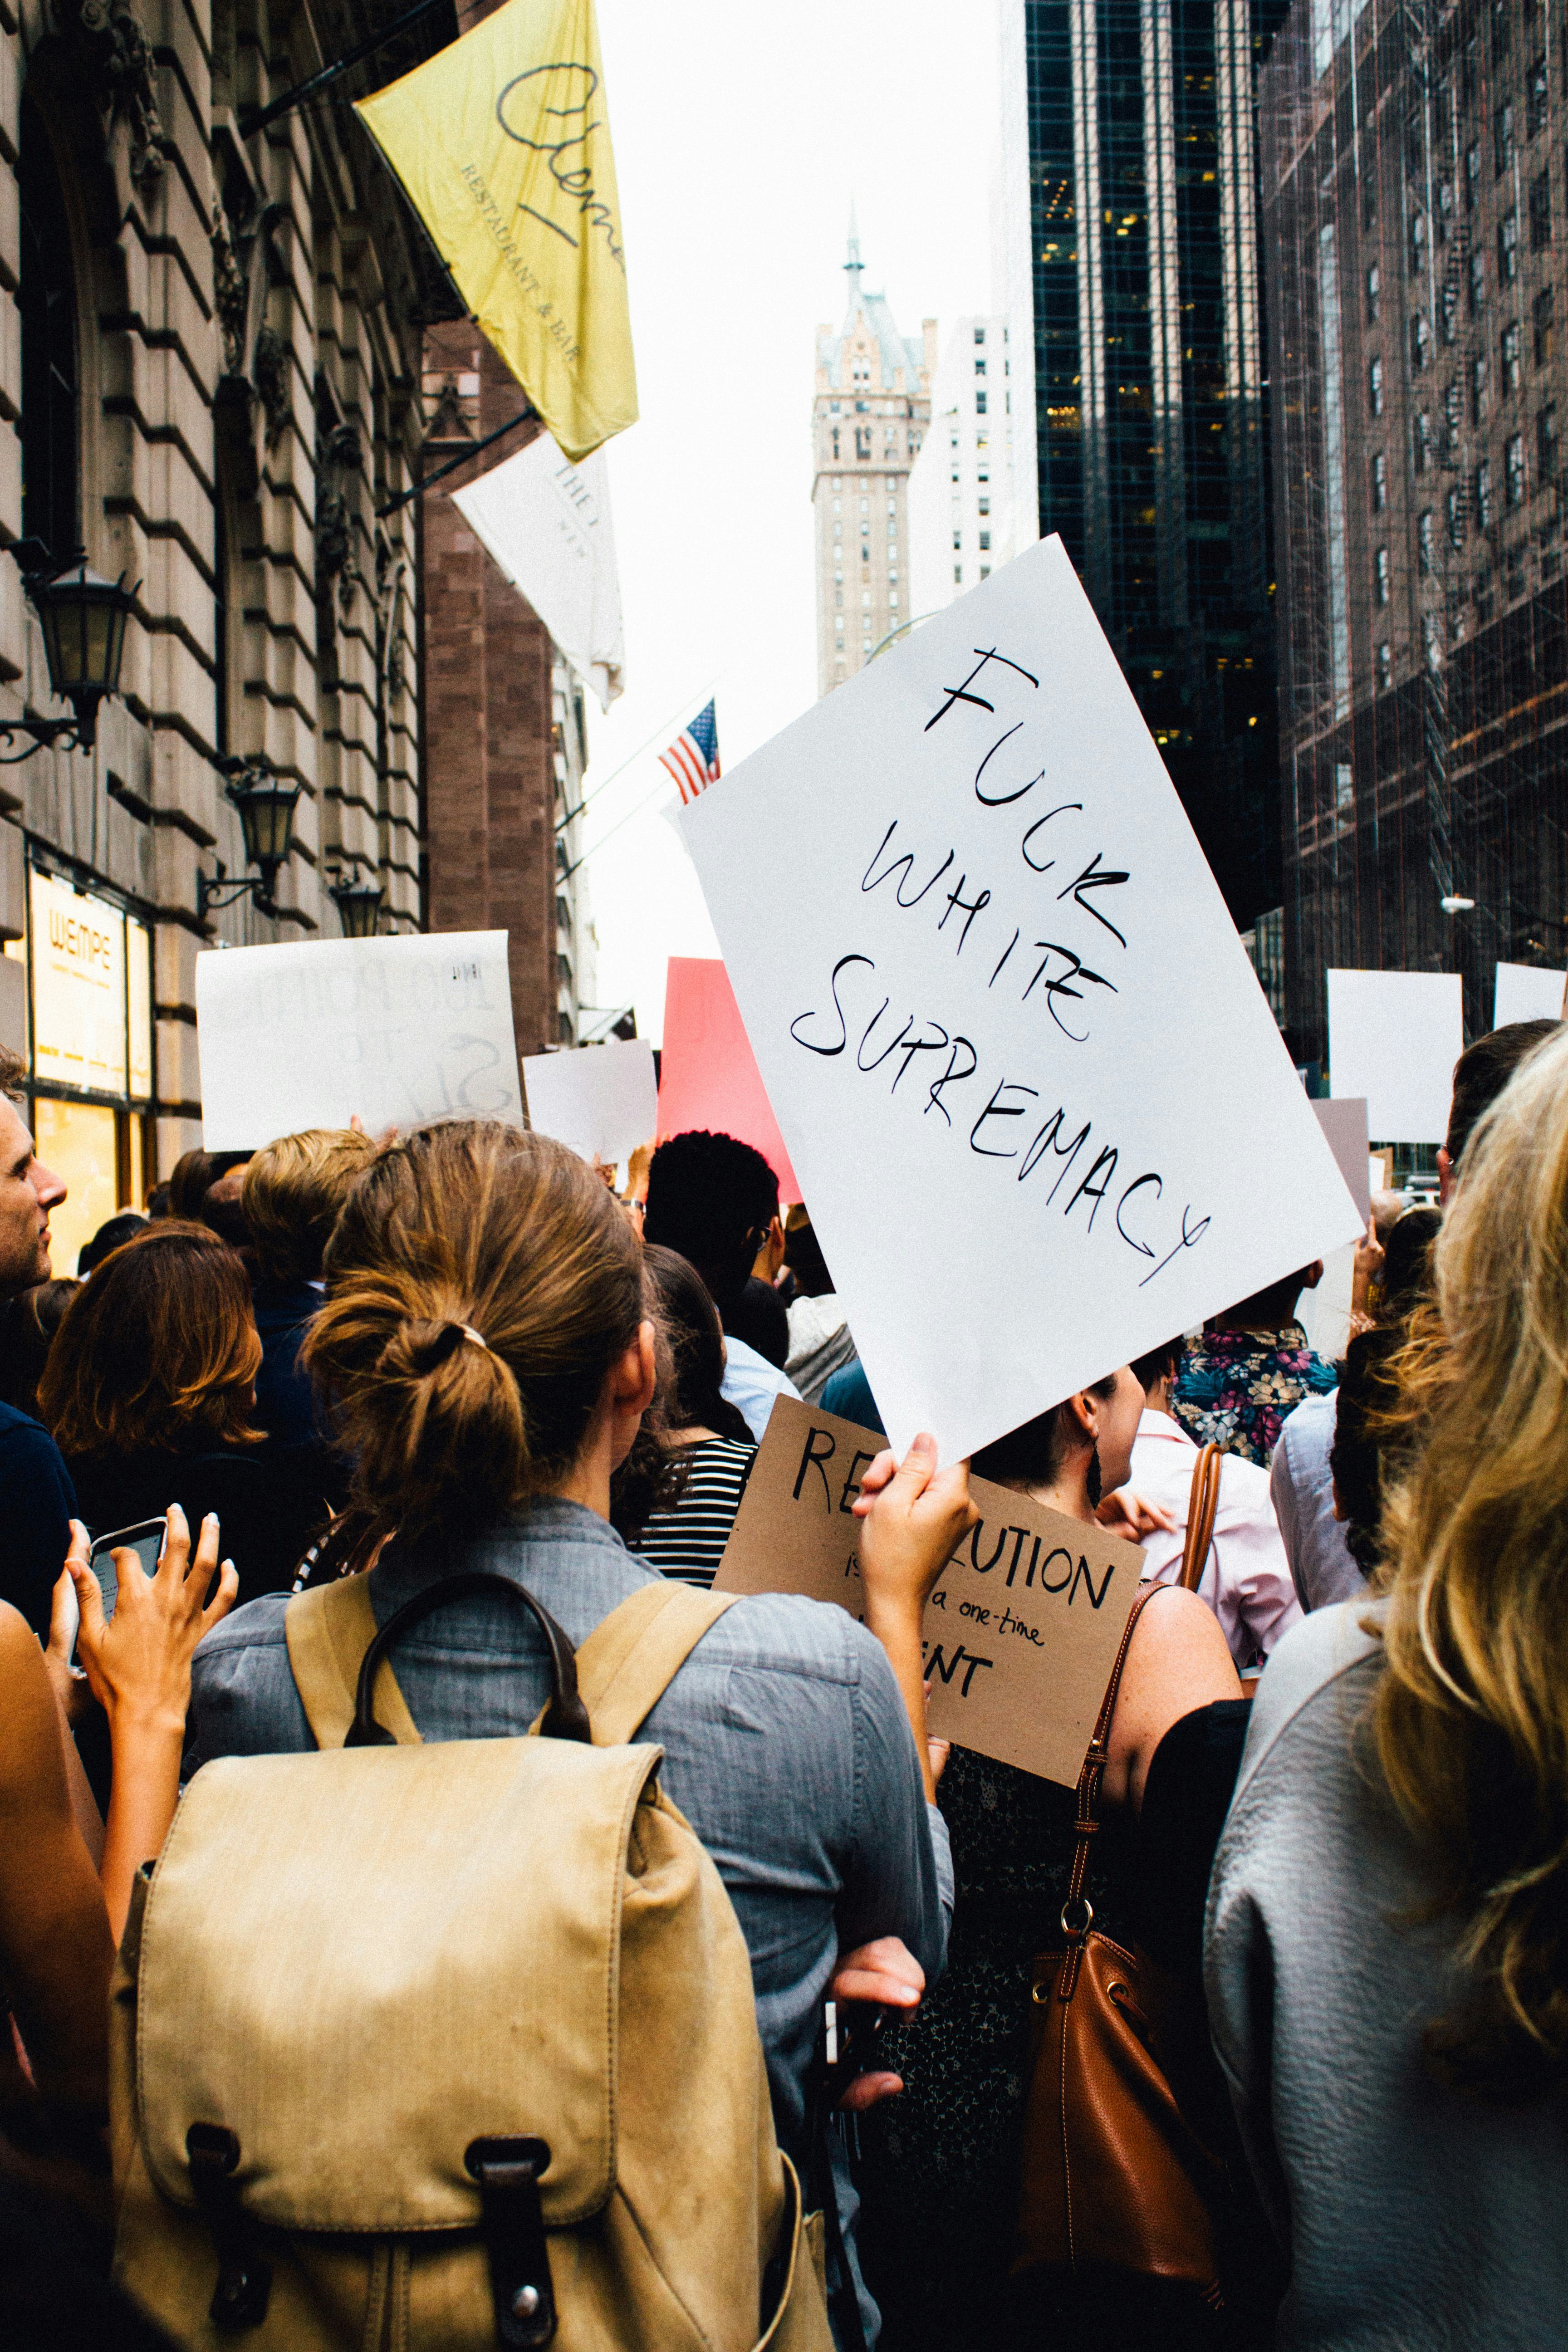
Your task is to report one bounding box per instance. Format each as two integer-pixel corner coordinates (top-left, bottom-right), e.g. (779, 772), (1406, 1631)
(0, 0), (453, 1271)
(420, 328), (596, 1056)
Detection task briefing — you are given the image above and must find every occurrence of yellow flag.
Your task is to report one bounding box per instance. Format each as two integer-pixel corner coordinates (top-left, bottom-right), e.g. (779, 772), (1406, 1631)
(356, 0), (636, 461)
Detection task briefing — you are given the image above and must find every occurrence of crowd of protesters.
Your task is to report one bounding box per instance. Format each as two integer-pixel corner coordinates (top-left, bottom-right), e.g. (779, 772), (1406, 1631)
(1, 1015), (1566, 2351)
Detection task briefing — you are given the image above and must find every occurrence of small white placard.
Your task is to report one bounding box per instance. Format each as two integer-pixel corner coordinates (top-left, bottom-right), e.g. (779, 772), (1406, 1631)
(1327, 970), (1463, 1145)
(677, 536), (1362, 1463)
(1311, 1096), (1371, 1223)
(1493, 961), (1567, 1027)
(196, 932), (524, 1149)
(521, 1037), (657, 1168)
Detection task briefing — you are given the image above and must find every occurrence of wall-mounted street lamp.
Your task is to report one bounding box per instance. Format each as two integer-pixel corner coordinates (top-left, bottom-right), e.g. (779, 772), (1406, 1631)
(197, 759), (302, 921)
(1440, 895), (1476, 913)
(0, 547), (137, 762)
(328, 866), (385, 938)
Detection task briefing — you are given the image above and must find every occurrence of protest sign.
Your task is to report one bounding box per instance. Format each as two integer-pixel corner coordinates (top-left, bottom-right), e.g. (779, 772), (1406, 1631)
(1493, 960), (1568, 1027)
(1311, 1096), (1371, 1222)
(714, 1397), (1142, 1787)
(1327, 970), (1462, 1144)
(677, 536), (1361, 1462)
(657, 957), (801, 1201)
(521, 1037), (656, 1169)
(196, 932), (523, 1149)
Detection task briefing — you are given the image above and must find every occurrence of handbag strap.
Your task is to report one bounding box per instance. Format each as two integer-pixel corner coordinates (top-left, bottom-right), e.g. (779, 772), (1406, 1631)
(1178, 1442), (1223, 1593)
(1057, 1585), (1160, 1998)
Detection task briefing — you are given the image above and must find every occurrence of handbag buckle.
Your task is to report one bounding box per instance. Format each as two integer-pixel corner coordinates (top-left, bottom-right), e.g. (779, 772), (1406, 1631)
(1060, 1894), (1094, 1940)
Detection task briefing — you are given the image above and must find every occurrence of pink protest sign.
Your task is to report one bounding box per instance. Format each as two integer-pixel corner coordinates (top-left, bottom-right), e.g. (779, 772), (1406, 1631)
(658, 958), (802, 1202)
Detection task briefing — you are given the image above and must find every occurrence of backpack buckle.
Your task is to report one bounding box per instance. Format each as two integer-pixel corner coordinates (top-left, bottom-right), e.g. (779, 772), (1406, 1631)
(465, 2136), (556, 2348)
(186, 2124), (272, 2331)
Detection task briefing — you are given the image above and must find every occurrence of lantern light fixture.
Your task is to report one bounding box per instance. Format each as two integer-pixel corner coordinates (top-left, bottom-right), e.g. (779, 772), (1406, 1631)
(197, 759), (303, 922)
(328, 867), (385, 939)
(0, 545), (137, 761)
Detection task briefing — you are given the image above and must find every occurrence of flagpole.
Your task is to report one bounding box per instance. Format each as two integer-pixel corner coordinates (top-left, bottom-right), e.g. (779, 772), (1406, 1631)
(376, 405), (539, 520)
(240, 0), (450, 137)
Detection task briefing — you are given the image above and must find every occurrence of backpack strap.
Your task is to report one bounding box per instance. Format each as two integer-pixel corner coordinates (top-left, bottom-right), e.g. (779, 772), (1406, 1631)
(284, 1578), (422, 1751)
(532, 1581), (736, 1748)
(287, 1572), (732, 1751)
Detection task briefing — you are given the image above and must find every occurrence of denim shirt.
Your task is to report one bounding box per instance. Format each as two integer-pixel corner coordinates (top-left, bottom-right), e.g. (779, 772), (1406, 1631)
(184, 1499), (951, 2165)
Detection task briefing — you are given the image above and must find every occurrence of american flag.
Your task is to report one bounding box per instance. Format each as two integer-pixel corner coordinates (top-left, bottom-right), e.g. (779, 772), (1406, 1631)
(659, 700), (721, 805)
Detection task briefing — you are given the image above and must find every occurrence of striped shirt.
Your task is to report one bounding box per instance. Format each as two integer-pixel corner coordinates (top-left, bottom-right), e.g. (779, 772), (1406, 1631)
(632, 1436), (756, 1588)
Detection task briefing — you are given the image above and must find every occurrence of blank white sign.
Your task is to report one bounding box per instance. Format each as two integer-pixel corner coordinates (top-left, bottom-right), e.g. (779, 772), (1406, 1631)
(1327, 970), (1463, 1144)
(1493, 961), (1566, 1027)
(521, 1038), (657, 1168)
(679, 536), (1363, 1464)
(1311, 1096), (1371, 1222)
(197, 932), (524, 1149)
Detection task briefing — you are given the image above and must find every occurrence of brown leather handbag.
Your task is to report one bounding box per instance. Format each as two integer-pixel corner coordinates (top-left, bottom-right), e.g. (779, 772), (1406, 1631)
(1012, 1583), (1227, 2298)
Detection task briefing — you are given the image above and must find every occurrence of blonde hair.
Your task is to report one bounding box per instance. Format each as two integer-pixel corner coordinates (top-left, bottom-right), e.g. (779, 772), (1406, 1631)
(304, 1121), (644, 1537)
(1377, 1022), (1568, 2098)
(242, 1127), (378, 1286)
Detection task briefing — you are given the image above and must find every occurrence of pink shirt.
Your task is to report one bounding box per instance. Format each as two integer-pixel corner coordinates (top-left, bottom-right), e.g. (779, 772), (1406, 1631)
(1129, 1408), (1302, 1668)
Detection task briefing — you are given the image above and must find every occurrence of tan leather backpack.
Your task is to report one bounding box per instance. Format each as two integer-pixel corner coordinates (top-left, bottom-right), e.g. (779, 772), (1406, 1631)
(109, 1572), (834, 2352)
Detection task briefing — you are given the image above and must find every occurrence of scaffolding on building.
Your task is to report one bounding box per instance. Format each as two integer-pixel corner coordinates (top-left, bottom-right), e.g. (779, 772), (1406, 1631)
(1262, 0), (1568, 1060)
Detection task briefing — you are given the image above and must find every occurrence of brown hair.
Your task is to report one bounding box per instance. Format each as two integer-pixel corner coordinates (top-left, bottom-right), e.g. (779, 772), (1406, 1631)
(1377, 1024), (1568, 2098)
(971, 1373), (1119, 1490)
(305, 1121), (645, 1538)
(242, 1127), (378, 1287)
(39, 1222), (264, 1456)
(0, 1044), (25, 1102)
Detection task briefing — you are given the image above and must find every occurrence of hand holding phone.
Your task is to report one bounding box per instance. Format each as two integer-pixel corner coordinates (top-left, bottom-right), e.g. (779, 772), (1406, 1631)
(85, 1517), (168, 1634)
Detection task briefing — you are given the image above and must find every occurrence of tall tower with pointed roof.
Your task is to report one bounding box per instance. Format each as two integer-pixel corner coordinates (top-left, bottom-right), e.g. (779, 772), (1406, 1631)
(813, 222), (936, 694)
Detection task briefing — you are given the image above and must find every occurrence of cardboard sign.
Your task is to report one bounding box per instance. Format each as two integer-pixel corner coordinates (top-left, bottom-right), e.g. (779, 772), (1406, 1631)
(678, 537), (1361, 1461)
(657, 957), (801, 1201)
(522, 1037), (656, 1170)
(1311, 1096), (1371, 1223)
(1493, 961), (1567, 1028)
(1327, 970), (1463, 1145)
(714, 1397), (1142, 1787)
(196, 932), (524, 1149)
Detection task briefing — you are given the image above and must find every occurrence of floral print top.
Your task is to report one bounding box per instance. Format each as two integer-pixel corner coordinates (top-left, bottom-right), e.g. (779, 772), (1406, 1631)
(1170, 1322), (1339, 1467)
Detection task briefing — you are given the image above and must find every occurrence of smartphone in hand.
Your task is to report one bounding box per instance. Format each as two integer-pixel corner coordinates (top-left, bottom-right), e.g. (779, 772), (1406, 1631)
(86, 1517), (168, 1625)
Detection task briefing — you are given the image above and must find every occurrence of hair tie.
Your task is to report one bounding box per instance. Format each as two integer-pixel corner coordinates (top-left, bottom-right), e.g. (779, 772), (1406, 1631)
(456, 1323), (490, 1354)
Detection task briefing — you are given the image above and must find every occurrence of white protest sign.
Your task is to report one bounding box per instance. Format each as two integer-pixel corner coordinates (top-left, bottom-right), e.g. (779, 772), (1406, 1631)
(1327, 969), (1463, 1145)
(451, 432), (625, 712)
(521, 1038), (657, 1168)
(678, 535), (1362, 1464)
(1493, 960), (1567, 1027)
(196, 932), (524, 1149)
(1311, 1096), (1371, 1222)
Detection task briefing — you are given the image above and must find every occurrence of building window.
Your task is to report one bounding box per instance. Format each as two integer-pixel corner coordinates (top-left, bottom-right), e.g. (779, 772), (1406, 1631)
(1476, 458), (1494, 524)
(1441, 281), (1459, 343)
(977, 495), (990, 515)
(953, 530), (962, 549)
(1463, 34), (1479, 107)
(1411, 213), (1428, 276)
(830, 430), (840, 458)
(1507, 431), (1527, 503)
(1539, 400), (1559, 476)
(1415, 409), (1433, 470)
(1470, 249), (1487, 313)
(1369, 355), (1385, 416)
(974, 325), (985, 343)
(974, 358), (987, 377)
(18, 98), (80, 566)
(1439, 176), (1456, 240)
(1375, 545), (1392, 602)
(1411, 313), (1432, 370)
(1474, 350), (1490, 422)
(1367, 262), (1381, 321)
(1419, 510), (1435, 572)
(1447, 484), (1465, 545)
(953, 565), (962, 584)
(1530, 51), (1551, 135)
(1377, 641), (1394, 689)
(1445, 377), (1463, 454)
(979, 530), (991, 550)
(1493, 0), (1511, 62)
(1496, 100), (1516, 175)
(1504, 318), (1522, 389)
(1532, 169), (1554, 248)
(1536, 284), (1557, 364)
(1372, 450), (1388, 509)
(979, 565), (991, 578)
(1500, 209), (1520, 282)
(1466, 142), (1482, 211)
(975, 389), (988, 414)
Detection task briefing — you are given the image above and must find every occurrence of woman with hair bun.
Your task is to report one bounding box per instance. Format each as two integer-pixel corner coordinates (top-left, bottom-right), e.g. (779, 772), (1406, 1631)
(1207, 1026), (1568, 2345)
(185, 1120), (971, 2233)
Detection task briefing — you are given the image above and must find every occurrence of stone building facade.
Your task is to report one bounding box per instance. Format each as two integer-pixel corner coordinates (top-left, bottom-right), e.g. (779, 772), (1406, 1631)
(813, 225), (935, 695)
(907, 313), (1020, 621)
(0, 0), (451, 1271)
(420, 326), (597, 1057)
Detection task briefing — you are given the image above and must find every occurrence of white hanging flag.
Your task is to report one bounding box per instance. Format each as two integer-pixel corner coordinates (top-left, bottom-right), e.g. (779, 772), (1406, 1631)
(677, 536), (1363, 1464)
(451, 431), (625, 710)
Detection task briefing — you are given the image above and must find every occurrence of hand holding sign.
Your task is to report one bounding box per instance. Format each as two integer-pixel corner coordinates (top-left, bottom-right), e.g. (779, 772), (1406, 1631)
(853, 1430), (979, 1800)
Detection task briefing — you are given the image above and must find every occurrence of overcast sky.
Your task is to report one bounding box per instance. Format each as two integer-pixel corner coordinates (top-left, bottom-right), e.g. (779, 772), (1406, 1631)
(574, 1), (1003, 1043)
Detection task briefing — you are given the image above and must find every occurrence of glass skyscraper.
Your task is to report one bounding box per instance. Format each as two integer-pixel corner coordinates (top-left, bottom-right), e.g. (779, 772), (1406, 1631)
(1000, 0), (1293, 924)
